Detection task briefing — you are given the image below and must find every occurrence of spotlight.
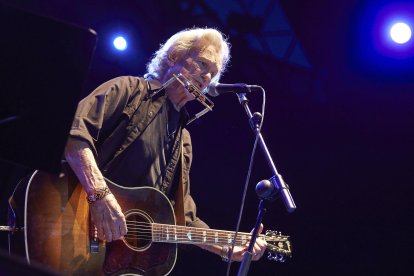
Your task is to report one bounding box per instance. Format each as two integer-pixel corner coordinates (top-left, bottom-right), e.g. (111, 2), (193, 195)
(113, 36), (127, 51)
(390, 22), (412, 44)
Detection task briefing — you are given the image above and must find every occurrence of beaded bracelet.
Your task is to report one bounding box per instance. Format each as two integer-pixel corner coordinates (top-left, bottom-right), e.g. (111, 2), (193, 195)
(86, 186), (112, 204)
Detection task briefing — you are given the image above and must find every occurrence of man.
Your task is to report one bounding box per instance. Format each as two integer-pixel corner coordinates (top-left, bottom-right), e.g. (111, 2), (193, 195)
(64, 27), (267, 266)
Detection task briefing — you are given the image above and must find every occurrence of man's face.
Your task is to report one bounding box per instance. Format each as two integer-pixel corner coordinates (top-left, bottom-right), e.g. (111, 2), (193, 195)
(181, 44), (221, 90)
(165, 44), (221, 99)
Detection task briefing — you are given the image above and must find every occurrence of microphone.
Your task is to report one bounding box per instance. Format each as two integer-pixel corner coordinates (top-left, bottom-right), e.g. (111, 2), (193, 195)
(205, 81), (262, 97)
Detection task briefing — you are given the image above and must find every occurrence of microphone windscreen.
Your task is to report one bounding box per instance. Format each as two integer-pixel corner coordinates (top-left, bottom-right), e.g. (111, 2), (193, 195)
(205, 81), (220, 97)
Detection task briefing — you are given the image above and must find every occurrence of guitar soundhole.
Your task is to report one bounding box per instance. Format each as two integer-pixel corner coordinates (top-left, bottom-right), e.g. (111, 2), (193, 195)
(123, 209), (153, 252)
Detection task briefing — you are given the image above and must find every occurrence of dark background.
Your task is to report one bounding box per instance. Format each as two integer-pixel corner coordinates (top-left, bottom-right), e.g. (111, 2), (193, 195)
(0, 0), (414, 275)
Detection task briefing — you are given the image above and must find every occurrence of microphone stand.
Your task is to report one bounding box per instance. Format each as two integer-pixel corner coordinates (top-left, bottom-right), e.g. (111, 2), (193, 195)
(236, 93), (296, 276)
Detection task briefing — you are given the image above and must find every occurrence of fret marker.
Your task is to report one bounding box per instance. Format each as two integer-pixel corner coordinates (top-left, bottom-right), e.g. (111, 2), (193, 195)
(242, 235), (246, 245)
(215, 232), (218, 243)
(187, 230), (192, 240)
(203, 231), (206, 242)
(174, 228), (177, 240)
(166, 227), (169, 240)
(228, 234), (232, 244)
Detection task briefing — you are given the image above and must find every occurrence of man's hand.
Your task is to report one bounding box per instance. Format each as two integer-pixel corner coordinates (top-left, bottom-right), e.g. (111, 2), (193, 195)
(197, 224), (268, 261)
(229, 224), (267, 262)
(64, 137), (128, 242)
(89, 194), (127, 242)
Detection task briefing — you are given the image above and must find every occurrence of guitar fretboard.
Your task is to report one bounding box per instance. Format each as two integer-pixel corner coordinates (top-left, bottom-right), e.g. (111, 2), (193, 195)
(151, 223), (258, 246)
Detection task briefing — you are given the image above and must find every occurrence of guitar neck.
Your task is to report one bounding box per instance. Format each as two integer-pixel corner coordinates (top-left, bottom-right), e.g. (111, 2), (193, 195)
(152, 223), (262, 247)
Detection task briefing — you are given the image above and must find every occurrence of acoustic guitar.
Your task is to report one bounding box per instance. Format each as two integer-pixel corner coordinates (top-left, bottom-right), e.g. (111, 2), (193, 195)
(8, 164), (291, 275)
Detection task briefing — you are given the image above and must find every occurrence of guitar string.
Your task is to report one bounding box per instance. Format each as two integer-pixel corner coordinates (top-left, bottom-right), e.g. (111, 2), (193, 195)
(124, 229), (257, 242)
(125, 224), (265, 238)
(121, 222), (283, 243)
(123, 229), (253, 240)
(123, 228), (254, 238)
(120, 233), (286, 251)
(117, 236), (288, 255)
(91, 219), (285, 250)
(122, 235), (280, 243)
(119, 234), (286, 252)
(122, 234), (249, 244)
(120, 235), (281, 247)
(124, 231), (254, 239)
(125, 223), (283, 238)
(123, 230), (271, 241)
(123, 233), (246, 243)
(122, 234), (263, 247)
(121, 220), (286, 244)
(121, 235), (279, 245)
(124, 220), (287, 239)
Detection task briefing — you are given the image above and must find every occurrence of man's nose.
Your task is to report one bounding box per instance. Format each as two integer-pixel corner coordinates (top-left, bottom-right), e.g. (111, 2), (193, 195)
(201, 71), (212, 84)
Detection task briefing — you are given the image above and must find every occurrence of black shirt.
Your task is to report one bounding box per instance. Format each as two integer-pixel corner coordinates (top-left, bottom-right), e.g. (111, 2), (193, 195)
(104, 98), (182, 192)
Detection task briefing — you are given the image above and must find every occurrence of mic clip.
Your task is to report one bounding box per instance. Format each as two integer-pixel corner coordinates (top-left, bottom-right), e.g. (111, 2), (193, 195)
(249, 112), (262, 130)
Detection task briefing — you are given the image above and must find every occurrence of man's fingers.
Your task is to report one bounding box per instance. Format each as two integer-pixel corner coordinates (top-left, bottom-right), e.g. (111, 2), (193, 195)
(257, 237), (267, 247)
(111, 223), (120, 241)
(96, 225), (105, 241)
(245, 223), (267, 261)
(249, 223), (264, 235)
(111, 212), (127, 239)
(120, 221), (128, 236)
(89, 194), (128, 242)
(103, 223), (113, 242)
(258, 223), (264, 234)
(253, 244), (261, 257)
(119, 212), (128, 236)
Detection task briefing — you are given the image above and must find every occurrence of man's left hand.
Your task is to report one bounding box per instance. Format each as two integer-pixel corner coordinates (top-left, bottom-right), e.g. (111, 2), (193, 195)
(230, 223), (267, 262)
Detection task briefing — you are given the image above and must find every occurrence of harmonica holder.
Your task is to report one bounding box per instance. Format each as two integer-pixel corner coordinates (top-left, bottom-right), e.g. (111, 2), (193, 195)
(158, 73), (215, 125)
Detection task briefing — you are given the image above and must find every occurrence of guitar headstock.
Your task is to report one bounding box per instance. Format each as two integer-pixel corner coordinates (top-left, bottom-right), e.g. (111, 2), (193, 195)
(264, 230), (292, 262)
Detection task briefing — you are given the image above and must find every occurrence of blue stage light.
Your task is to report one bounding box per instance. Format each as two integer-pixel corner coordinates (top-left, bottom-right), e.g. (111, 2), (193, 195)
(390, 22), (412, 44)
(367, 3), (414, 58)
(113, 36), (127, 51)
(352, 2), (414, 78)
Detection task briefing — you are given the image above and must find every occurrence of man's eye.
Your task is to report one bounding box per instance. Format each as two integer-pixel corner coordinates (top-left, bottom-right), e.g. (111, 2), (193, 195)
(198, 60), (207, 68)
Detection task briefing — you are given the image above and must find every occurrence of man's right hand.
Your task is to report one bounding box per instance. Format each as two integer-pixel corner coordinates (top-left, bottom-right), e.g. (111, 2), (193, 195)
(64, 137), (128, 242)
(88, 194), (128, 242)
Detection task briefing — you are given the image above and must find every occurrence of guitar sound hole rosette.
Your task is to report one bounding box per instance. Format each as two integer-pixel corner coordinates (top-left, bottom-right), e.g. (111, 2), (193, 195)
(122, 209), (154, 252)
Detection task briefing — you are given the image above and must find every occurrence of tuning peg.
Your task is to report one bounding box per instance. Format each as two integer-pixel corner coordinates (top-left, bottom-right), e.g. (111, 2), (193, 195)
(278, 255), (286, 262)
(267, 252), (286, 262)
(266, 230), (278, 236)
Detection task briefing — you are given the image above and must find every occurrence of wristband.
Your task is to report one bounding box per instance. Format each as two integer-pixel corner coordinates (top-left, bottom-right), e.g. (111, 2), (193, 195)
(86, 186), (111, 204)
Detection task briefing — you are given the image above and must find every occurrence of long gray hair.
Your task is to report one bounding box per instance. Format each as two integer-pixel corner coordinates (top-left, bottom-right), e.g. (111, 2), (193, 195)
(145, 27), (231, 83)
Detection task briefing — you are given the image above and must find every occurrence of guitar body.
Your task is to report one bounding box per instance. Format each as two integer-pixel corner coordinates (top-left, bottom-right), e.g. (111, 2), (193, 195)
(8, 164), (177, 275)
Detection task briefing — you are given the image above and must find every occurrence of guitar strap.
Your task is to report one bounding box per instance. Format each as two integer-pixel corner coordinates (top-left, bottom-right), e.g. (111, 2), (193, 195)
(173, 139), (186, 226)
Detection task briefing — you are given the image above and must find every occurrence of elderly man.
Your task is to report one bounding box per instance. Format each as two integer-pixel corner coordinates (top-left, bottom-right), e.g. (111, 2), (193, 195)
(64, 27), (267, 273)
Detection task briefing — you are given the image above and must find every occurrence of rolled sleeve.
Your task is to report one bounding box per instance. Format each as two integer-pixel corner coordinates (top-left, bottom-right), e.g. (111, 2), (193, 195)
(69, 76), (142, 157)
